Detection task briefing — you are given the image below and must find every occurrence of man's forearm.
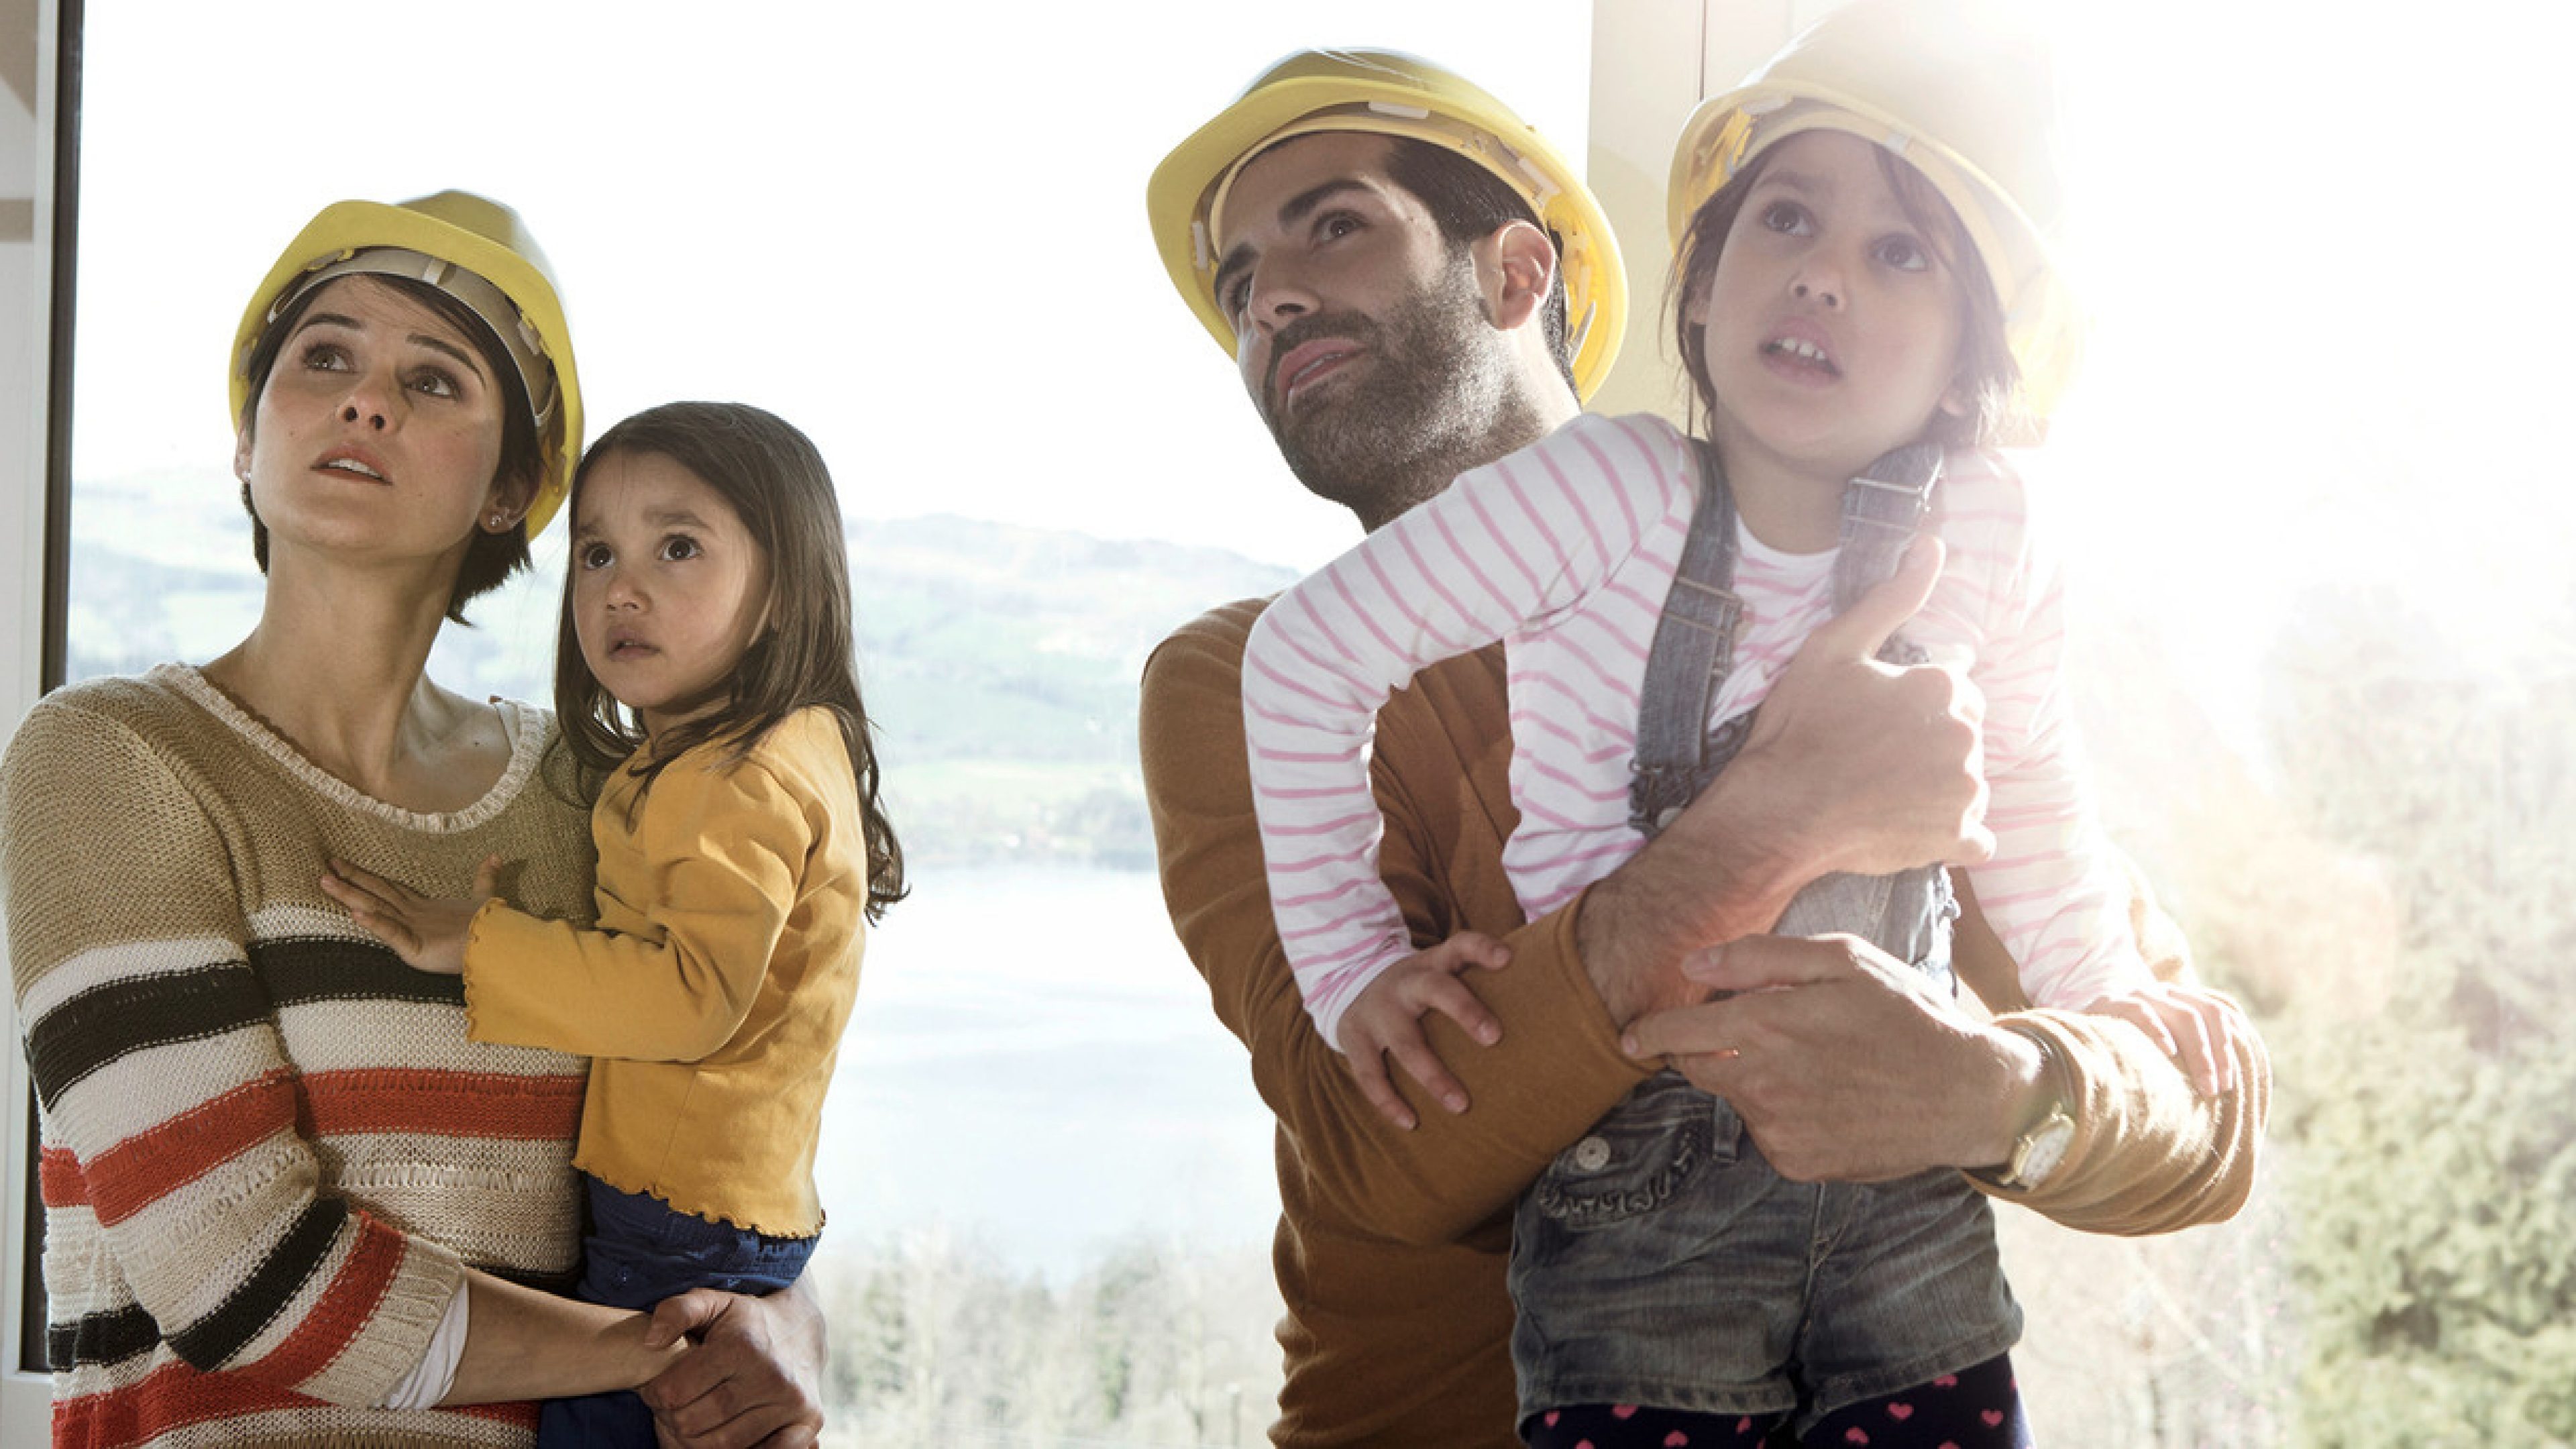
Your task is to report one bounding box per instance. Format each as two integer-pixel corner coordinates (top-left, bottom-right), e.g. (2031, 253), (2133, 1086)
(1976, 1005), (2268, 1232)
(1572, 755), (1819, 1026)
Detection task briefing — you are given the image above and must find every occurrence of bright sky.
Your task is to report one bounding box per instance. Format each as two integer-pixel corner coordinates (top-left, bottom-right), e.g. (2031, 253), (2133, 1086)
(73, 1), (1591, 577)
(72, 0), (2576, 725)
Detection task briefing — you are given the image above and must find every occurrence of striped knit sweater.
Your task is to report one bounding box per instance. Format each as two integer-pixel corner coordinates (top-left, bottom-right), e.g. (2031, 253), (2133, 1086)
(1244, 411), (2147, 1046)
(1, 665), (594, 1448)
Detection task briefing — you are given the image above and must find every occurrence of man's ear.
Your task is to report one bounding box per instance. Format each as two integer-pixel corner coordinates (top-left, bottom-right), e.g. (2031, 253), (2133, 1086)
(1474, 218), (1558, 333)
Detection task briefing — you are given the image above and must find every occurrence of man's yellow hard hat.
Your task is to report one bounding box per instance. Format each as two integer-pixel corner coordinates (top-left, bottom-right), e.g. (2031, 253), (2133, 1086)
(1149, 48), (1626, 402)
(230, 191), (584, 535)
(1669, 0), (2084, 420)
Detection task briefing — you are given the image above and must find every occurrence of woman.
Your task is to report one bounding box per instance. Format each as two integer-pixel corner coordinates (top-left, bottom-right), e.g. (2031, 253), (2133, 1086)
(1, 191), (820, 1448)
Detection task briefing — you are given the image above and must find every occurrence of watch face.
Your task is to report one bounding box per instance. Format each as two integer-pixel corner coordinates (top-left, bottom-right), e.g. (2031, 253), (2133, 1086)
(2015, 1112), (2076, 1188)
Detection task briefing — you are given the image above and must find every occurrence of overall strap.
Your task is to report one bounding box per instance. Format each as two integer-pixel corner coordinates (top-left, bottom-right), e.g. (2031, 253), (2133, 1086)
(1627, 441), (1947, 841)
(1831, 441), (1944, 613)
(1628, 439), (1741, 839)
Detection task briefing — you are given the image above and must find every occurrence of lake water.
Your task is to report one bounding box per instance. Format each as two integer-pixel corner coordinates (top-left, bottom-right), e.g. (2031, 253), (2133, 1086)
(809, 863), (1283, 1281)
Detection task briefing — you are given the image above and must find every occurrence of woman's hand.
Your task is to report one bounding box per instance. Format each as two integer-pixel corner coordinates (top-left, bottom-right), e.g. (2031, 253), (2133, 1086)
(320, 855), (500, 975)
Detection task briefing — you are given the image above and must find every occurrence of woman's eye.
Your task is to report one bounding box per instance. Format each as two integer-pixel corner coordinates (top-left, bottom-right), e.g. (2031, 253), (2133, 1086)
(1875, 235), (1930, 272)
(408, 368), (461, 399)
(299, 342), (351, 372)
(1760, 201), (1812, 236)
(659, 535), (701, 563)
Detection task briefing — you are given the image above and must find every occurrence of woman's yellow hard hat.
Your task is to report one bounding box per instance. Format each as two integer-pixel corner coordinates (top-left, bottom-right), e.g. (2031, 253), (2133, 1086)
(1669, 0), (2084, 420)
(1149, 48), (1626, 402)
(230, 191), (584, 535)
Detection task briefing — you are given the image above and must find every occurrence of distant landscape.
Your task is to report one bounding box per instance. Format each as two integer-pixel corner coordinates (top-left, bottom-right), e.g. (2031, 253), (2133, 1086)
(65, 469), (1303, 869)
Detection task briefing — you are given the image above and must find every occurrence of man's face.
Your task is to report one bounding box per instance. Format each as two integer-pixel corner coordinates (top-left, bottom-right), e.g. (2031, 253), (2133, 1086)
(1209, 133), (1515, 525)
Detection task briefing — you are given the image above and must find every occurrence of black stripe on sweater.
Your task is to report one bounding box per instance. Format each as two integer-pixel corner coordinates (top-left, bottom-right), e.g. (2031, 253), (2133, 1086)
(165, 1197), (347, 1371)
(24, 965), (272, 1111)
(46, 1302), (162, 1373)
(252, 936), (465, 1009)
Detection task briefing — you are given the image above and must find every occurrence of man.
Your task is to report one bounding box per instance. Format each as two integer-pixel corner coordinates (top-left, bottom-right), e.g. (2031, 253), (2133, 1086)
(1138, 49), (2266, 1447)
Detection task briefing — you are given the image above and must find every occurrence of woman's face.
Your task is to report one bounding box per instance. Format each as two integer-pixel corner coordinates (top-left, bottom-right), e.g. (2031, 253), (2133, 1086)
(235, 275), (523, 577)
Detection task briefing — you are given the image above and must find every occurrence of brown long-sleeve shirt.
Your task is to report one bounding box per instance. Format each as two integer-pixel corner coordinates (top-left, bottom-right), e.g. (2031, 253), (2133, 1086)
(1140, 598), (2268, 1448)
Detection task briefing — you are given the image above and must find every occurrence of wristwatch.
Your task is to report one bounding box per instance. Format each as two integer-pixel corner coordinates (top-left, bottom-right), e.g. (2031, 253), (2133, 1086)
(1983, 1023), (2076, 1191)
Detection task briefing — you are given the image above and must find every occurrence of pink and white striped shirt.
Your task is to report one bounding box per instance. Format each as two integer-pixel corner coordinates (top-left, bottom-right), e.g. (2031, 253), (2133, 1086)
(1242, 411), (2145, 1049)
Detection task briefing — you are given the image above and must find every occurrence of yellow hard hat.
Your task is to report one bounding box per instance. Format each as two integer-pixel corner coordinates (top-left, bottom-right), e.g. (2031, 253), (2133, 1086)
(230, 190), (584, 535)
(1669, 0), (2083, 420)
(1148, 48), (1626, 402)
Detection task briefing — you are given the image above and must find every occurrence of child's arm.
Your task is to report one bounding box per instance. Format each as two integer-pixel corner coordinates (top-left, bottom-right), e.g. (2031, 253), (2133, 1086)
(321, 855), (501, 975)
(1244, 413), (1699, 1051)
(1942, 457), (2231, 1090)
(1333, 930), (1512, 1130)
(455, 744), (828, 1063)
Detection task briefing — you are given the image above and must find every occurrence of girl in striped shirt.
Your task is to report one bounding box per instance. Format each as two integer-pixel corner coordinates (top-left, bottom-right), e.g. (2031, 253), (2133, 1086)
(1241, 4), (2227, 1443)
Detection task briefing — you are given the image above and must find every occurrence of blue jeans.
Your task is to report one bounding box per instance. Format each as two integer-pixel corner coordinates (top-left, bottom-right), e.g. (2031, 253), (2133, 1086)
(539, 1175), (819, 1449)
(1510, 864), (2021, 1437)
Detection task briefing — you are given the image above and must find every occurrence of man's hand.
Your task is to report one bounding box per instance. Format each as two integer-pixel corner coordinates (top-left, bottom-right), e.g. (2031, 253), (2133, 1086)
(640, 1286), (826, 1449)
(1623, 933), (2042, 1182)
(1334, 931), (1512, 1130)
(1576, 537), (1990, 1022)
(1721, 535), (1994, 881)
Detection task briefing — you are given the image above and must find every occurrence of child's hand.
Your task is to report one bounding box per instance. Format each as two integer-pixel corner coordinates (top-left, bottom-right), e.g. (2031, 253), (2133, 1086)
(319, 855), (501, 976)
(2082, 983), (2243, 1098)
(1335, 930), (1512, 1131)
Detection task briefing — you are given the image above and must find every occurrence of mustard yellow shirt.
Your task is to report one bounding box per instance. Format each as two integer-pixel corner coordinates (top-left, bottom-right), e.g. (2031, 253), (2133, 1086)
(464, 706), (866, 1236)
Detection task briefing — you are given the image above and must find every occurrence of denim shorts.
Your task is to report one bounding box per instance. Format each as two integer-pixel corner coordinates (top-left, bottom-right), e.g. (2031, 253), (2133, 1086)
(538, 1175), (818, 1448)
(1509, 865), (2020, 1435)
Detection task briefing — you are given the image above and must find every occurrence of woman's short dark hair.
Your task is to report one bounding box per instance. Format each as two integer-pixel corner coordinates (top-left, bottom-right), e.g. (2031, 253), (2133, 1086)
(555, 402), (908, 922)
(235, 272), (545, 624)
(1669, 142), (2027, 450)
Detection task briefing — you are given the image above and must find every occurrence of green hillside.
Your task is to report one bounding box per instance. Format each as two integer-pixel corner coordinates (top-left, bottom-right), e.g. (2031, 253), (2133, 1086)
(63, 479), (1300, 867)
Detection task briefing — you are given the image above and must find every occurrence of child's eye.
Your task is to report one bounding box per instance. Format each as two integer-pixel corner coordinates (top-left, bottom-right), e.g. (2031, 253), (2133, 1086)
(1874, 235), (1931, 273)
(659, 535), (701, 563)
(579, 543), (612, 570)
(1759, 200), (1813, 237)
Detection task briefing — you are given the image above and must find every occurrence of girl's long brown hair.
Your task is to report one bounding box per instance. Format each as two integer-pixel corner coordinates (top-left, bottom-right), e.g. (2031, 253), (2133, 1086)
(556, 401), (906, 921)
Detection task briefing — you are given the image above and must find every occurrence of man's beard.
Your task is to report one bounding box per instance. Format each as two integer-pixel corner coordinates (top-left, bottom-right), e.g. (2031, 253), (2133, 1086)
(1258, 253), (1536, 529)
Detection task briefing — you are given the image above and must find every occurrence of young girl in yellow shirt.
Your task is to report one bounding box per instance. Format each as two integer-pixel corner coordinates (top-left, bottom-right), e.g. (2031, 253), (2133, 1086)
(325, 400), (905, 1446)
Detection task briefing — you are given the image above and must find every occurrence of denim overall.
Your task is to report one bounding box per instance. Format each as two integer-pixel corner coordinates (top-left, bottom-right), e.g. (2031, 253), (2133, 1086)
(1508, 443), (2019, 1434)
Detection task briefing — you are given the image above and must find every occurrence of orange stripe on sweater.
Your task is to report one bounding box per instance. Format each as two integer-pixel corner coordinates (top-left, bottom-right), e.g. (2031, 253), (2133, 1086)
(80, 1071), (299, 1225)
(54, 1357), (538, 1445)
(40, 1145), (85, 1208)
(247, 1212), (405, 1387)
(297, 1067), (586, 1140)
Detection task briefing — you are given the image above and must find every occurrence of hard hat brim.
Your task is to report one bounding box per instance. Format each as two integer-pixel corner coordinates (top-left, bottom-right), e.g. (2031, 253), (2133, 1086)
(1148, 62), (1625, 402)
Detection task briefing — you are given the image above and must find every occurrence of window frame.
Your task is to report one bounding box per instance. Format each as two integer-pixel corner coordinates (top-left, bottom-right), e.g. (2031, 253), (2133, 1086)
(1, 0), (72, 1434)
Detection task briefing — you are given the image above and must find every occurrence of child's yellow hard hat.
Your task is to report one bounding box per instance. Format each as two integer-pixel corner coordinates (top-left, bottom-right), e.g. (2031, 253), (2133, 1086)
(1670, 0), (2084, 421)
(1149, 48), (1627, 402)
(230, 190), (584, 536)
